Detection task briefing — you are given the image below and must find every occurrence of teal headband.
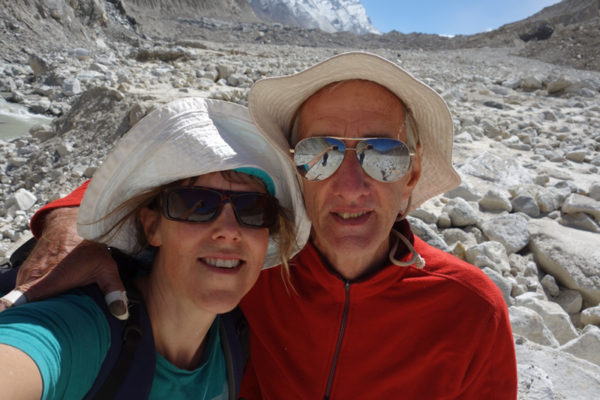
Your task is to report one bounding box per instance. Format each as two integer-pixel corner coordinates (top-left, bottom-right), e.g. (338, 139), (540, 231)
(233, 167), (276, 196)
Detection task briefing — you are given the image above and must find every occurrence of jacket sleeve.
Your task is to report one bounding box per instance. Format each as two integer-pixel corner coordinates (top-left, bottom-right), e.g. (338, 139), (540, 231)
(30, 180), (90, 239)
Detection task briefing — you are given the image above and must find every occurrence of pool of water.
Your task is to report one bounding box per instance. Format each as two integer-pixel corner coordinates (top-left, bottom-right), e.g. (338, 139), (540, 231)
(0, 97), (54, 141)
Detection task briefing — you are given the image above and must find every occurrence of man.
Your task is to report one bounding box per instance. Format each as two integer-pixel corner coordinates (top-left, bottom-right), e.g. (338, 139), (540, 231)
(2, 52), (517, 399)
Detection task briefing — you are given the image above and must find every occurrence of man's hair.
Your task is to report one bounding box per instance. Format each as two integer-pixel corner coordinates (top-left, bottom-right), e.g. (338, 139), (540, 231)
(288, 80), (419, 150)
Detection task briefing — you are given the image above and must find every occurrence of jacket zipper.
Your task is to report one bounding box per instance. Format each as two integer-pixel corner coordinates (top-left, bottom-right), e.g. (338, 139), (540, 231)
(323, 280), (351, 400)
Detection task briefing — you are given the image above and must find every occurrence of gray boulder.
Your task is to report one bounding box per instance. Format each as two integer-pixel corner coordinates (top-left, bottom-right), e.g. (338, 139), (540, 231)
(517, 338), (600, 400)
(559, 325), (600, 367)
(480, 214), (530, 254)
(510, 306), (559, 347)
(515, 293), (578, 345)
(528, 219), (600, 306)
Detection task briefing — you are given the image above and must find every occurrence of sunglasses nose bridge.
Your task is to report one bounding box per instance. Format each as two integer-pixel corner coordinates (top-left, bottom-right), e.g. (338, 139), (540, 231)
(212, 201), (244, 236)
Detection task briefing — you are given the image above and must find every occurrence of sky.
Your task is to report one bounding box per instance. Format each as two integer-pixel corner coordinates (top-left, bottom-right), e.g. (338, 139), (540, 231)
(360, 0), (563, 36)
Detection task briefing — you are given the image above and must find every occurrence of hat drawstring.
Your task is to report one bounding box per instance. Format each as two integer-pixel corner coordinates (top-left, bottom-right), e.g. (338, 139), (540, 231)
(389, 195), (425, 269)
(389, 229), (425, 269)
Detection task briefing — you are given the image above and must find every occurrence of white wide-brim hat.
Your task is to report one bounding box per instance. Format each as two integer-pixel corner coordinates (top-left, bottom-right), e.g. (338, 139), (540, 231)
(77, 97), (311, 269)
(249, 51), (461, 211)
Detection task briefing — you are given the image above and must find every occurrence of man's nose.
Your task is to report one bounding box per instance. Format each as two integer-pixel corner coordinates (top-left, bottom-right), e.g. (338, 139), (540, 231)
(211, 203), (242, 241)
(330, 151), (370, 199)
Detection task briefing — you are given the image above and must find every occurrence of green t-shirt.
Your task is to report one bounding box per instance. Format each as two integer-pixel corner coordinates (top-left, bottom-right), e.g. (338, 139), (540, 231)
(0, 291), (228, 399)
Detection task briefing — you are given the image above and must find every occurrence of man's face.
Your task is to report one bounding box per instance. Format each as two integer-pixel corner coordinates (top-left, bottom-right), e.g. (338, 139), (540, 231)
(297, 80), (421, 279)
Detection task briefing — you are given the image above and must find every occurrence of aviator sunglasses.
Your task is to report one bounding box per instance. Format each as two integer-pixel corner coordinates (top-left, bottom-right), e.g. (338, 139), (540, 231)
(291, 136), (415, 182)
(160, 186), (279, 229)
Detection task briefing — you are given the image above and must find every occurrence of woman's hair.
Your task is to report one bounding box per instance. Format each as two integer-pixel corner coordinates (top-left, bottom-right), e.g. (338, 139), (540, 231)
(95, 170), (297, 284)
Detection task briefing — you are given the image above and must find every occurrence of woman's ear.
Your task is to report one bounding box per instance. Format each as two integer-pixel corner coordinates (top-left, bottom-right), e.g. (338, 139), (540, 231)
(139, 207), (162, 247)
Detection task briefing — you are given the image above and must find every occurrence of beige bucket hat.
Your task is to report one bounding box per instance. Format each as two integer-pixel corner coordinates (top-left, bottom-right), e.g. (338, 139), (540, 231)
(248, 51), (461, 211)
(77, 97), (311, 269)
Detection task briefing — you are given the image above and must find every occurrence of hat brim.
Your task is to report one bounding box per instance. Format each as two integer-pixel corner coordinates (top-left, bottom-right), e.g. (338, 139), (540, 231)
(77, 97), (311, 269)
(249, 51), (461, 210)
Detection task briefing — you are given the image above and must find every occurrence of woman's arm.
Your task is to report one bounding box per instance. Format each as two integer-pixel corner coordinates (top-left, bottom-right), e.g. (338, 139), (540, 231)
(0, 293), (111, 399)
(0, 344), (43, 400)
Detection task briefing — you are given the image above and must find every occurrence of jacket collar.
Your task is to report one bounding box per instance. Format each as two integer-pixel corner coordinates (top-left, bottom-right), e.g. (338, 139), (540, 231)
(292, 220), (420, 300)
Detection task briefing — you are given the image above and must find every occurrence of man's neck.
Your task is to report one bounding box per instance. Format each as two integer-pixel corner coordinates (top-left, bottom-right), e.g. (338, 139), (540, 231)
(313, 238), (391, 281)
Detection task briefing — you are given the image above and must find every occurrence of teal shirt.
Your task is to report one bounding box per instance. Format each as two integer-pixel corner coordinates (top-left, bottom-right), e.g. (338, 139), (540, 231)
(0, 290), (228, 399)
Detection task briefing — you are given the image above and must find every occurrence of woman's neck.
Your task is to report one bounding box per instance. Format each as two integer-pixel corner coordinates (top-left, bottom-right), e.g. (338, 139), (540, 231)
(136, 273), (217, 371)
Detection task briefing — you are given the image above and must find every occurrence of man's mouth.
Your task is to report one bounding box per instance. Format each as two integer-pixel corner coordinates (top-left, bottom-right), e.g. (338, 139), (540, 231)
(202, 258), (242, 269)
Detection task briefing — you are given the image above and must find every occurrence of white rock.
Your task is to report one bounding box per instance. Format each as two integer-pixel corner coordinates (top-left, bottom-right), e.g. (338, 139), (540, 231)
(565, 149), (587, 162)
(444, 180), (482, 201)
(479, 189), (512, 212)
(409, 208), (438, 225)
(481, 267), (512, 306)
(541, 274), (560, 297)
(520, 76), (543, 91)
(442, 197), (479, 227)
(436, 212), (451, 229)
(459, 151), (533, 188)
(63, 77), (81, 96)
(441, 228), (478, 248)
(529, 218), (600, 305)
(517, 338), (600, 399)
(515, 292), (579, 345)
(562, 193), (600, 220)
(511, 194), (540, 217)
(480, 214), (530, 254)
(465, 241), (511, 275)
(559, 212), (600, 233)
(536, 186), (570, 213)
(406, 217), (449, 251)
(517, 363), (558, 400)
(546, 77), (573, 94)
(11, 188), (37, 211)
(590, 182), (600, 201)
(581, 305), (600, 326)
(510, 306), (559, 347)
(555, 289), (583, 314)
(559, 325), (600, 367)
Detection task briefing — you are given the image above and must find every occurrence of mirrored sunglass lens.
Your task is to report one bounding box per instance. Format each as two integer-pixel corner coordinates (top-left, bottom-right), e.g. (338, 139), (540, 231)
(294, 138), (345, 181)
(167, 189), (220, 222)
(232, 194), (274, 227)
(357, 139), (411, 182)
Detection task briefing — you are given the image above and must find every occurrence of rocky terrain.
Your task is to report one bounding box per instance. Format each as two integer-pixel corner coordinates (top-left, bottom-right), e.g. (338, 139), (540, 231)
(1, 1), (600, 399)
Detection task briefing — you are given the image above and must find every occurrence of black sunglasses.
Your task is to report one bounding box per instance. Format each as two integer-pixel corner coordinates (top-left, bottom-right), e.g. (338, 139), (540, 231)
(160, 186), (279, 229)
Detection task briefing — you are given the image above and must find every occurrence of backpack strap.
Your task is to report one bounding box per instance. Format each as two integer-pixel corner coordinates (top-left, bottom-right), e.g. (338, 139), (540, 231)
(220, 307), (250, 399)
(83, 252), (156, 400)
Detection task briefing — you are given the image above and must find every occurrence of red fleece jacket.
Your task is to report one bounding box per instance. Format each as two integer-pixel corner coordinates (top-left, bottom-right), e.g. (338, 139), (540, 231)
(239, 233), (517, 399)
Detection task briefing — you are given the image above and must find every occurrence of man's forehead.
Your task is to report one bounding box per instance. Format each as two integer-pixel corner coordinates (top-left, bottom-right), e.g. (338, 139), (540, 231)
(310, 79), (402, 103)
(288, 79), (407, 145)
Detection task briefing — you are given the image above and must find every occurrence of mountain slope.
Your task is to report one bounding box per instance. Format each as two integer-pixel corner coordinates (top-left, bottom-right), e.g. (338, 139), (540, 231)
(249, 0), (379, 34)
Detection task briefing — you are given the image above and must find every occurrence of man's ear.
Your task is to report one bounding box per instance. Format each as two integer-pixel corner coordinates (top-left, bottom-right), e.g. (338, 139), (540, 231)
(139, 207), (162, 247)
(407, 143), (422, 189)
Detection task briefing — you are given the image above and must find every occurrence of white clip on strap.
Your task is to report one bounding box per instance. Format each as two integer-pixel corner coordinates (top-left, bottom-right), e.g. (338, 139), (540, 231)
(1, 289), (28, 307)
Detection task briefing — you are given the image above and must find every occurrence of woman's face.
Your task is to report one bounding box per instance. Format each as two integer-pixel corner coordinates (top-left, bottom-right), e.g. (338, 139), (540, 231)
(140, 172), (270, 315)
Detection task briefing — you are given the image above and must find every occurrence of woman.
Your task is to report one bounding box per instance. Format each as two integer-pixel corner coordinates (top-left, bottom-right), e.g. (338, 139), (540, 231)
(0, 97), (310, 399)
